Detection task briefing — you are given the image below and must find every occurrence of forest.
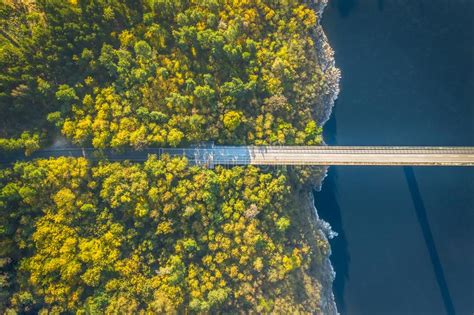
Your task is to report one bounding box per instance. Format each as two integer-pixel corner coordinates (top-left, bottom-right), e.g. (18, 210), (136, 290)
(0, 0), (324, 151)
(0, 157), (329, 313)
(0, 0), (331, 313)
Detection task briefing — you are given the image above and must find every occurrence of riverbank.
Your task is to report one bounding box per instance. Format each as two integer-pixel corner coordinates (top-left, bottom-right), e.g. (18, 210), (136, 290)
(303, 0), (341, 313)
(312, 0), (341, 128)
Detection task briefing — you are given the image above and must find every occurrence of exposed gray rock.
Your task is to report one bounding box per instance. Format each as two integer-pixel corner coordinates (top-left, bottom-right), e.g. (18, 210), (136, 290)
(306, 0), (341, 314)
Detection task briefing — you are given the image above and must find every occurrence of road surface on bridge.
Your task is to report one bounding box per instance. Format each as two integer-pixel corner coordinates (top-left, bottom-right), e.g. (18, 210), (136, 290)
(245, 146), (474, 166)
(2, 146), (474, 166)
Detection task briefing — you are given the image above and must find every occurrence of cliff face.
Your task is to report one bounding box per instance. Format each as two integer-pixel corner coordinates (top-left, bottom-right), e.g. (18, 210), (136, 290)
(298, 191), (339, 314)
(306, 0), (341, 313)
(312, 0), (341, 129)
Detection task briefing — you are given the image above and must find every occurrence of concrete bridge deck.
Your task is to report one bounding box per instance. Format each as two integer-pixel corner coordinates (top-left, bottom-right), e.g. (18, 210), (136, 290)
(245, 146), (474, 166)
(2, 146), (473, 166)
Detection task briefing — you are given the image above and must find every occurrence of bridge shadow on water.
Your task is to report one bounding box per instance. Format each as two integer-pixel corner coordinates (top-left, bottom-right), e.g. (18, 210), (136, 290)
(315, 166), (458, 315)
(403, 167), (456, 315)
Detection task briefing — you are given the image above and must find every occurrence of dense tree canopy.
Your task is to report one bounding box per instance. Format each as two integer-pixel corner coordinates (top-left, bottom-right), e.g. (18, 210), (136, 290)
(0, 0), (333, 313)
(0, 157), (329, 313)
(0, 0), (325, 150)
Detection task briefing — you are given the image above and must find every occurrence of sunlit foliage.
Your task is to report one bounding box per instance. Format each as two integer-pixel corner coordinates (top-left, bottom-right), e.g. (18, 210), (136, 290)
(0, 0), (324, 149)
(0, 0), (331, 312)
(0, 157), (329, 313)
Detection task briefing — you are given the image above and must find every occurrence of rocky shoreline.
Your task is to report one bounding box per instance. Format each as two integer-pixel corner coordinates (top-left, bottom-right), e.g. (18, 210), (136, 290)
(312, 0), (341, 128)
(307, 0), (341, 313)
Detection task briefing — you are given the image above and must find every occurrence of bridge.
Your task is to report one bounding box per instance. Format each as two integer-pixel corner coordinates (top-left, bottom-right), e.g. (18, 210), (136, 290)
(2, 146), (473, 167)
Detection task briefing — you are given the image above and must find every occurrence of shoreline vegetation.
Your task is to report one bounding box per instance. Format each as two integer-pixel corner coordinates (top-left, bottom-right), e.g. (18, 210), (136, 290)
(0, 0), (340, 313)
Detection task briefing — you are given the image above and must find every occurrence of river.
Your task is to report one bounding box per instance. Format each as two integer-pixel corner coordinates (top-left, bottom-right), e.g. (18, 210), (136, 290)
(316, 0), (474, 314)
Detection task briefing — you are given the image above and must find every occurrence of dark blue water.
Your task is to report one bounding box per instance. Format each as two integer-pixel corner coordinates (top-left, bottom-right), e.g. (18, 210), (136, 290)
(316, 0), (474, 314)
